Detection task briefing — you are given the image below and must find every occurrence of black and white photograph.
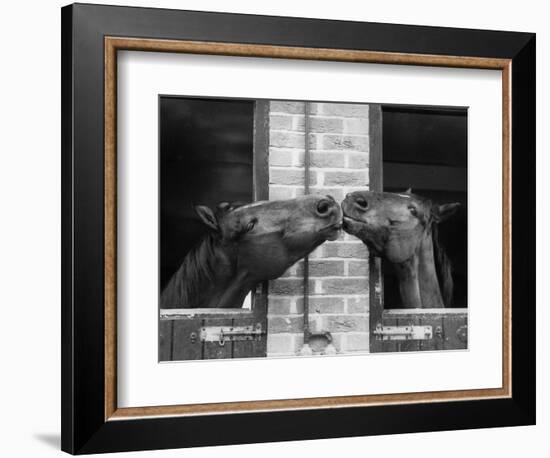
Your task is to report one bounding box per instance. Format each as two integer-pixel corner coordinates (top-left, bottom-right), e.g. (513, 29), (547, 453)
(159, 96), (467, 361)
(0, 0), (541, 456)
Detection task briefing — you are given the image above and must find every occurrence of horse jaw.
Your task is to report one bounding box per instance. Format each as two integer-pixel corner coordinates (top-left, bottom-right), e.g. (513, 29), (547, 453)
(342, 216), (387, 255)
(392, 230), (445, 309)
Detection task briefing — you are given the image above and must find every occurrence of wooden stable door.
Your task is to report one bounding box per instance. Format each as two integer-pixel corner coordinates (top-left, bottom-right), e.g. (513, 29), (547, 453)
(158, 98), (269, 361)
(159, 290), (268, 361)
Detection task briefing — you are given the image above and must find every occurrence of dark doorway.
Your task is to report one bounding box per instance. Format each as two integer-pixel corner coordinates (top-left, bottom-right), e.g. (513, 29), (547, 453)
(159, 96), (255, 290)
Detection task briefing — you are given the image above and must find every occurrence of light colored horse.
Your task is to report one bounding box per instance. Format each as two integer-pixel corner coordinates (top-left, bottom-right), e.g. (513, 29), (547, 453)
(342, 189), (460, 308)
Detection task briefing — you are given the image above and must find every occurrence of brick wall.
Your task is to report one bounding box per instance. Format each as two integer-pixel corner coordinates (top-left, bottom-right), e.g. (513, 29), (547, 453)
(266, 101), (371, 357)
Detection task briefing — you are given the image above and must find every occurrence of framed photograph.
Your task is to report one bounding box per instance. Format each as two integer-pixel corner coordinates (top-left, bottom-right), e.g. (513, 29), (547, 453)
(61, 3), (536, 454)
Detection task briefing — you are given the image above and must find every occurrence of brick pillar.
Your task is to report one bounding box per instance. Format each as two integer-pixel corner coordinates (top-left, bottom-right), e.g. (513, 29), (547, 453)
(266, 101), (371, 356)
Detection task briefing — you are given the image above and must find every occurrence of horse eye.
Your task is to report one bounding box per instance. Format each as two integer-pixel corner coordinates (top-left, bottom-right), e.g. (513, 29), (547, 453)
(408, 206), (418, 217)
(245, 220), (256, 232)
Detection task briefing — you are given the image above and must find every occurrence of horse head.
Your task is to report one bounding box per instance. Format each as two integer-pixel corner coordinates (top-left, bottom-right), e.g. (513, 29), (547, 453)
(341, 189), (460, 308)
(196, 194), (342, 282)
(162, 195), (342, 308)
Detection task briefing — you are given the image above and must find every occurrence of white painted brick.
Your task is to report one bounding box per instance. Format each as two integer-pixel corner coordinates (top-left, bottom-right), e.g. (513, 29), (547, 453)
(344, 118), (369, 135)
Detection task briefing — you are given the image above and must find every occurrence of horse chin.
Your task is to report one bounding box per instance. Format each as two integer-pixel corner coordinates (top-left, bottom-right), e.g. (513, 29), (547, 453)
(325, 228), (341, 241)
(343, 216), (387, 254)
(321, 221), (343, 241)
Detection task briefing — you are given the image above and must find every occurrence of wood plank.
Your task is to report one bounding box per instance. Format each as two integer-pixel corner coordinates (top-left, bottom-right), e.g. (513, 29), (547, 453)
(384, 308), (468, 316)
(378, 311), (468, 352)
(253, 100), (270, 201)
(378, 317), (399, 353)
(396, 316), (421, 352)
(203, 317), (234, 360)
(418, 315), (444, 351)
(367, 107), (385, 354)
(158, 319), (173, 361)
(442, 314), (468, 350)
(387, 309), (466, 351)
(231, 316), (267, 359)
(161, 308), (254, 319)
(172, 317), (203, 361)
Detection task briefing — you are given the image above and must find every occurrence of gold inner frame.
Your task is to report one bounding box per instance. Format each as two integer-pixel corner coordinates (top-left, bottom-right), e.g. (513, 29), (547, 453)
(104, 36), (512, 421)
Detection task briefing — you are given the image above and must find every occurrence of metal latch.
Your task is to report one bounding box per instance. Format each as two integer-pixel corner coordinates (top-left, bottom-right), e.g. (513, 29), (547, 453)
(200, 323), (264, 346)
(374, 324), (433, 341)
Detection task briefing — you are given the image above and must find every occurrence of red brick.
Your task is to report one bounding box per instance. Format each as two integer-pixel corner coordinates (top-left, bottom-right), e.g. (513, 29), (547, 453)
(269, 114), (294, 130)
(320, 278), (368, 295)
(309, 187), (345, 202)
(308, 259), (345, 277)
(271, 101), (305, 114)
(269, 278), (304, 295)
(308, 170), (323, 186)
(270, 131), (304, 149)
(309, 245), (325, 259)
(347, 153), (369, 169)
(323, 315), (369, 332)
(309, 117), (344, 133)
(347, 296), (369, 314)
(310, 151), (346, 168)
(267, 333), (296, 354)
(268, 316), (304, 333)
(344, 118), (369, 135)
(315, 103), (370, 118)
(308, 103), (324, 115)
(269, 168), (315, 187)
(267, 296), (295, 314)
(323, 242), (368, 258)
(306, 296), (346, 313)
(269, 148), (298, 167)
(323, 170), (368, 186)
(322, 134), (369, 151)
(292, 260), (305, 277)
(269, 185), (297, 200)
(269, 168), (304, 186)
(348, 260), (369, 276)
(343, 333), (369, 352)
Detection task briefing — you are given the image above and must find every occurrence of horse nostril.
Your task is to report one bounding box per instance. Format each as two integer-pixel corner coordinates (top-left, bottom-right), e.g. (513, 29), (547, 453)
(355, 196), (368, 210)
(317, 199), (331, 215)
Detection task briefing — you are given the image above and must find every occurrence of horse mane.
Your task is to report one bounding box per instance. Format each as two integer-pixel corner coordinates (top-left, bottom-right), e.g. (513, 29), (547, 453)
(161, 234), (219, 308)
(431, 222), (454, 307)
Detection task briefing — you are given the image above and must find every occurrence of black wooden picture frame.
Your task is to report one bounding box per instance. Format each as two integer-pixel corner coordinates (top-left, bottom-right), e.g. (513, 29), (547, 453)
(61, 3), (535, 454)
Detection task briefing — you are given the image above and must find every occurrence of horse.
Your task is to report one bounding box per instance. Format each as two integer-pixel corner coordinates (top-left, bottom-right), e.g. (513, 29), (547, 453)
(341, 189), (460, 308)
(161, 195), (343, 309)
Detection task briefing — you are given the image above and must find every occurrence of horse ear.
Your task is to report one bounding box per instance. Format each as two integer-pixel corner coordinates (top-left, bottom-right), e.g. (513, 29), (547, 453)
(434, 203), (461, 222)
(195, 205), (219, 231)
(404, 188), (412, 194)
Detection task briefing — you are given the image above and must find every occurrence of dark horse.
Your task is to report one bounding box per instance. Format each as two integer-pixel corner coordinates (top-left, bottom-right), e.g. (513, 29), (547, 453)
(342, 189), (460, 308)
(161, 195), (342, 308)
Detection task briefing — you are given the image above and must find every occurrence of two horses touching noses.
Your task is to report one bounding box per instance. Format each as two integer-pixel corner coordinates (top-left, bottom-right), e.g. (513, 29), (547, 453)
(161, 191), (460, 310)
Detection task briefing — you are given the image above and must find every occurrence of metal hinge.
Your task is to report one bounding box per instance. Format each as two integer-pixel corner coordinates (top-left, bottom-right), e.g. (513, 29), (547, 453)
(199, 323), (265, 346)
(374, 324), (433, 341)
